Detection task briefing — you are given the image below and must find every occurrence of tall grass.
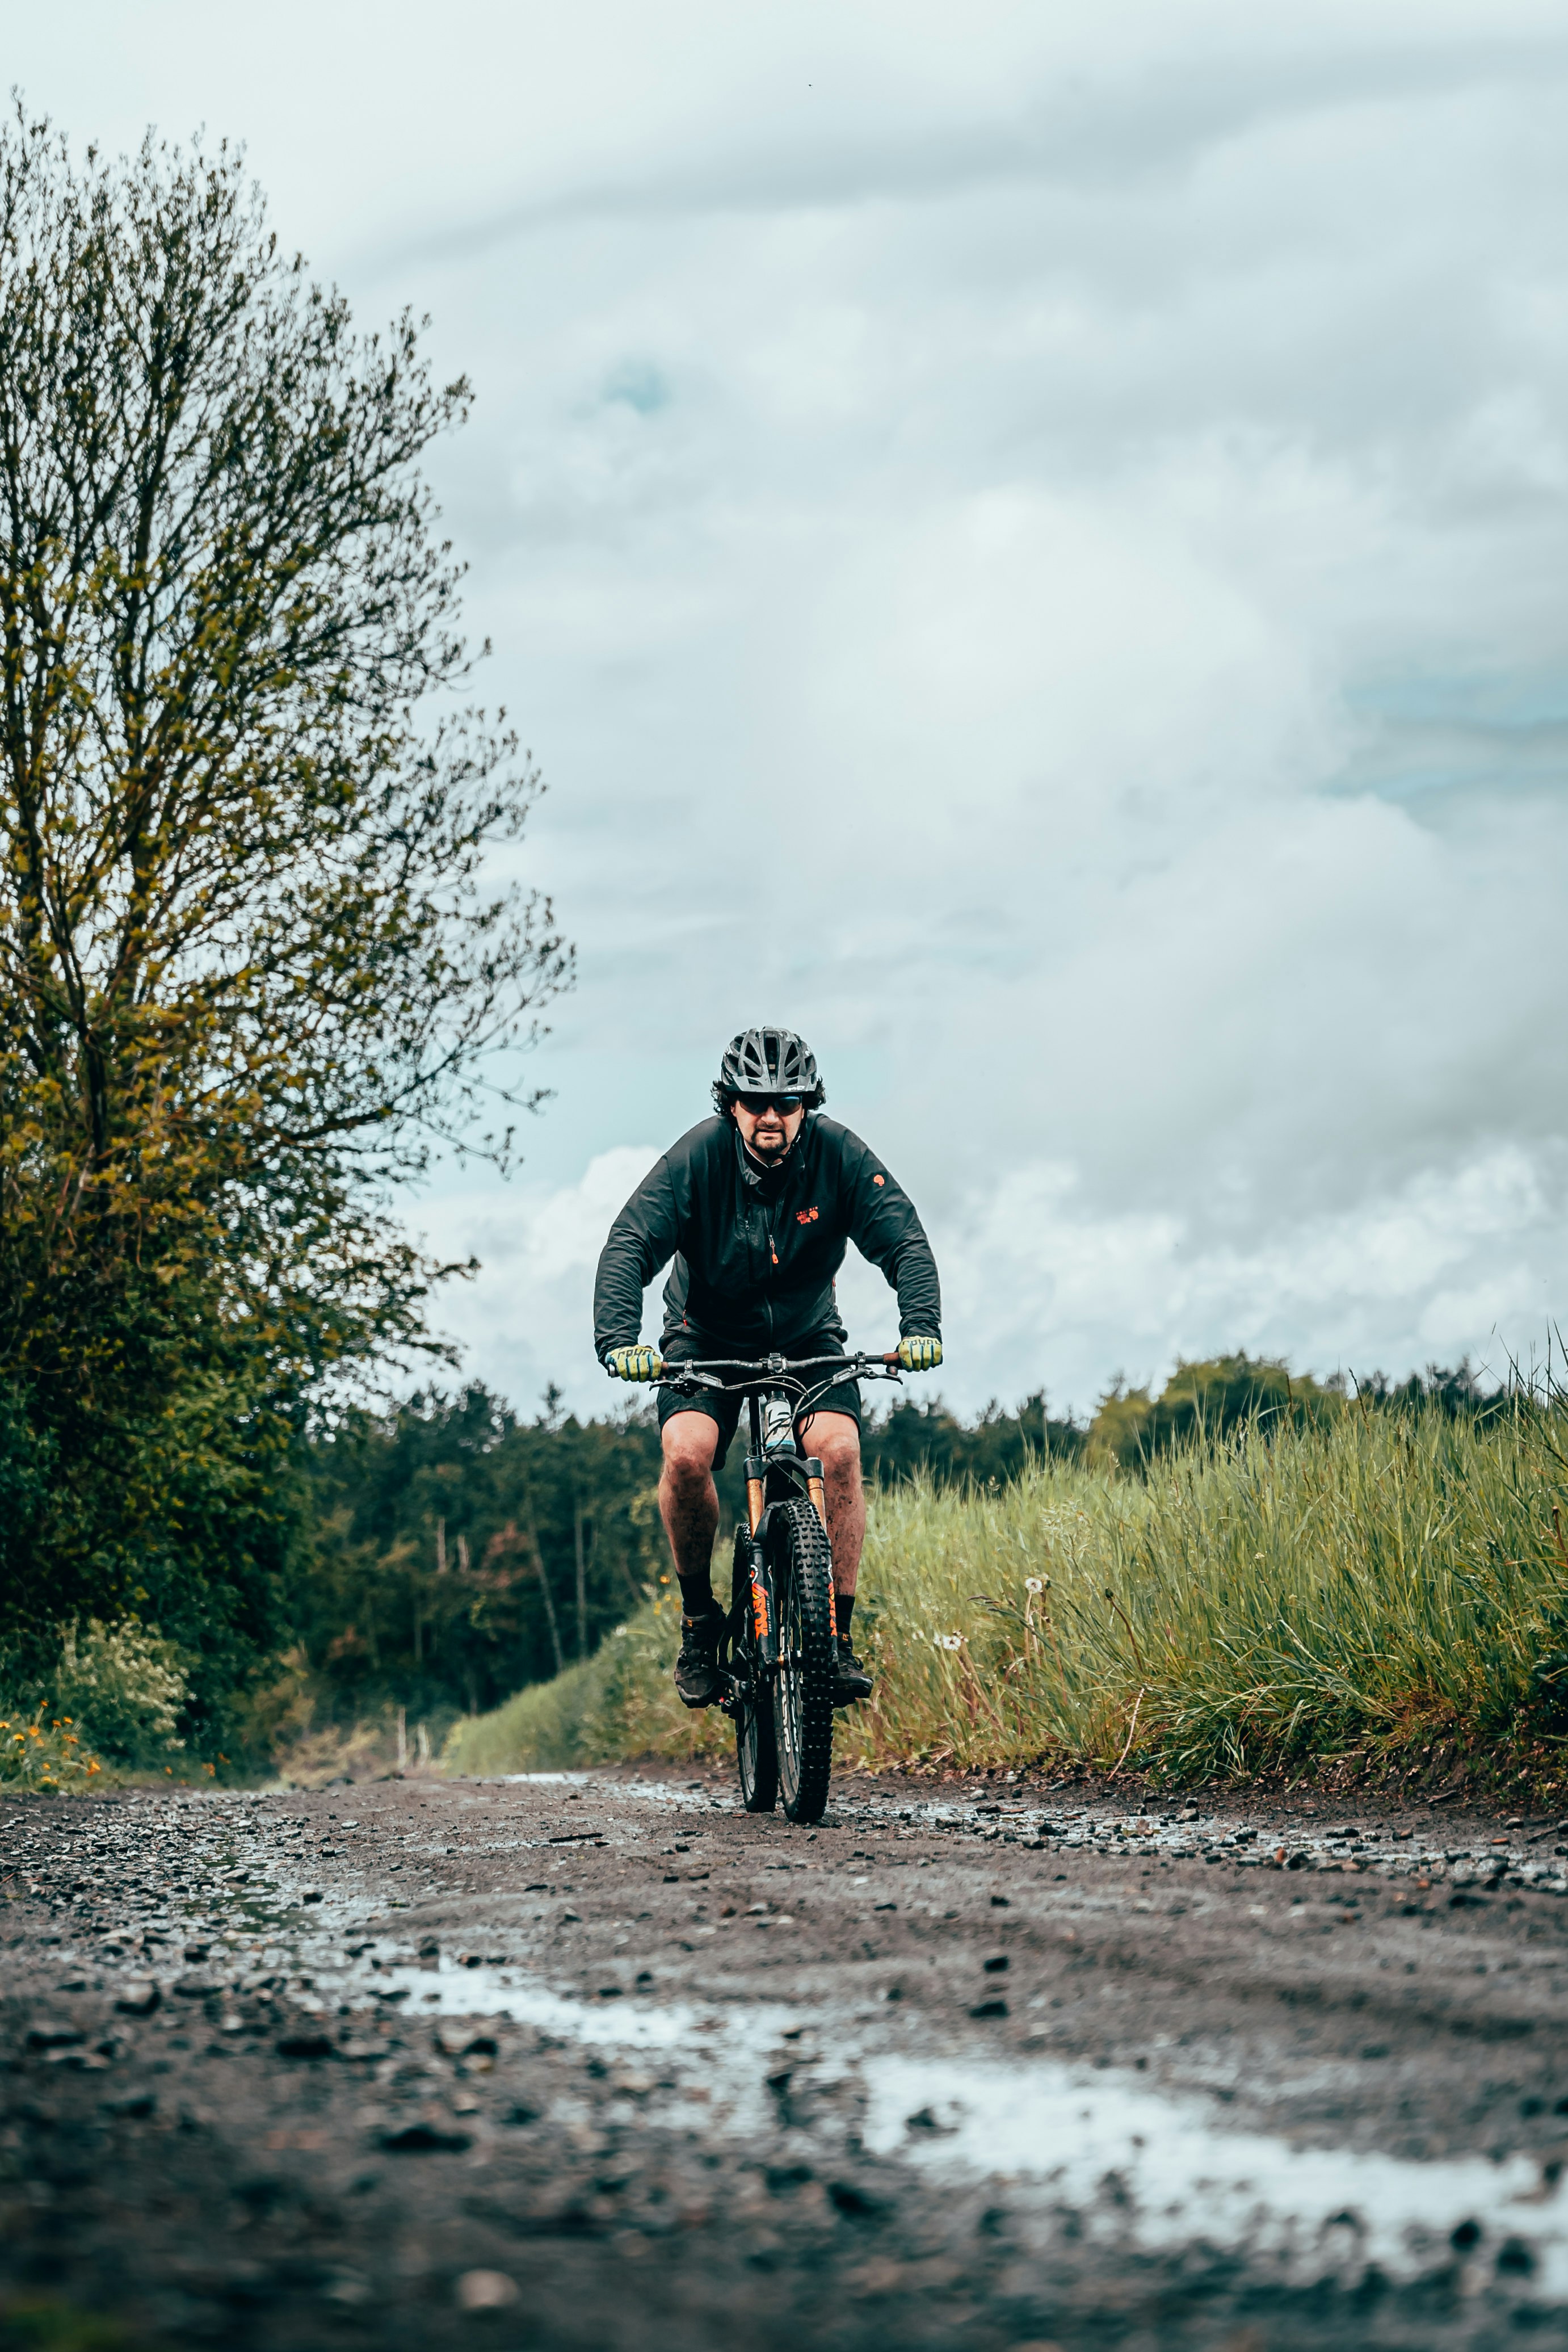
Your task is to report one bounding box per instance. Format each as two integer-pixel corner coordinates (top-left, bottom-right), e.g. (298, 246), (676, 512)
(444, 1400), (1568, 1784)
(444, 1595), (730, 1775)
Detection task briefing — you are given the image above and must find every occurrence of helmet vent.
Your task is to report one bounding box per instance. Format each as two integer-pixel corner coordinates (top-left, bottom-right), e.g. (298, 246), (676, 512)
(713, 1027), (823, 1113)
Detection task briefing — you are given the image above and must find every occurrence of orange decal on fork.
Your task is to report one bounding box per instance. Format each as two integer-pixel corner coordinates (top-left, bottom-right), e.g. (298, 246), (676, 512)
(750, 1576), (770, 1641)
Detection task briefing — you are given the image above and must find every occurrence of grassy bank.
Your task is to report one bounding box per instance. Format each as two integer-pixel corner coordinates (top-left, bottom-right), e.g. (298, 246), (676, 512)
(444, 1398), (1568, 1793)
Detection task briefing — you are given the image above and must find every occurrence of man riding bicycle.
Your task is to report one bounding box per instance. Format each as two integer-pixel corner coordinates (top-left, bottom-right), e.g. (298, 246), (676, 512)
(594, 1027), (943, 1712)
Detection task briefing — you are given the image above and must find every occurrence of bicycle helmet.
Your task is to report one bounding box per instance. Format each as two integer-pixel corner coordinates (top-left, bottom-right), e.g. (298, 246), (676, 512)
(712, 1027), (825, 1114)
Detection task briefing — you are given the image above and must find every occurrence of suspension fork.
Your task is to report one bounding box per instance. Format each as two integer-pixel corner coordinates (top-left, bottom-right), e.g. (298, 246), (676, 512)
(802, 1459), (836, 1639)
(741, 1496), (775, 1663)
(742, 1391), (779, 1669)
(745, 1480), (838, 1656)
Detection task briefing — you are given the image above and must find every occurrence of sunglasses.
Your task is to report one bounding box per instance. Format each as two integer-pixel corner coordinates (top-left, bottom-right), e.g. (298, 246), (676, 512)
(737, 1092), (804, 1115)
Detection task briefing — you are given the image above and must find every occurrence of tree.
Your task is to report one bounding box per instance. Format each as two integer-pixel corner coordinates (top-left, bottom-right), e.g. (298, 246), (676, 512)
(861, 1391), (1083, 1488)
(1085, 1354), (1339, 1467)
(288, 1388), (674, 1728)
(0, 109), (569, 1710)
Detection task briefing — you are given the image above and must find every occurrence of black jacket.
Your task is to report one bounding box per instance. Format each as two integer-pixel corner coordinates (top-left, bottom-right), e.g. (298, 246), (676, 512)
(593, 1115), (941, 1359)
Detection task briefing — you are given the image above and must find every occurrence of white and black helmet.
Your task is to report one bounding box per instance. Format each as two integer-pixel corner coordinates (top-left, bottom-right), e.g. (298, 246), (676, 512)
(713, 1027), (825, 1114)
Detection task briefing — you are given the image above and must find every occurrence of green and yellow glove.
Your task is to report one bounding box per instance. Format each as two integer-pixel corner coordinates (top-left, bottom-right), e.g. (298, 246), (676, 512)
(897, 1335), (943, 1373)
(604, 1345), (663, 1382)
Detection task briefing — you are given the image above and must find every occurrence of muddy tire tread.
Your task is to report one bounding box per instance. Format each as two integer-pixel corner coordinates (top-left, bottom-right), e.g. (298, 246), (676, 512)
(771, 1497), (836, 1824)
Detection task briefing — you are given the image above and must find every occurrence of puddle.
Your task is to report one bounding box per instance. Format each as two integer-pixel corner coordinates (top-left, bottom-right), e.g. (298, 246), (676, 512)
(297, 1937), (1568, 2301)
(340, 1955), (766, 2047)
(291, 1943), (806, 2141)
(284, 1926), (1568, 2303)
(861, 2051), (1568, 2293)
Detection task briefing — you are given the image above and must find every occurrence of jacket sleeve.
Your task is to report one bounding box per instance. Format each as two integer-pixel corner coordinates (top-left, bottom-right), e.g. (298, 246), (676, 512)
(839, 1132), (942, 1341)
(592, 1154), (683, 1360)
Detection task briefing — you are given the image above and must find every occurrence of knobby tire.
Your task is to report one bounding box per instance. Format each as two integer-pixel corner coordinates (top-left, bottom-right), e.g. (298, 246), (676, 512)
(770, 1497), (836, 1825)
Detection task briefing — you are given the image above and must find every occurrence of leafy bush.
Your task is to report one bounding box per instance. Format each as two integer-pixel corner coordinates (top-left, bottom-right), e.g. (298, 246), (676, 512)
(0, 1710), (99, 1790)
(51, 1620), (189, 1767)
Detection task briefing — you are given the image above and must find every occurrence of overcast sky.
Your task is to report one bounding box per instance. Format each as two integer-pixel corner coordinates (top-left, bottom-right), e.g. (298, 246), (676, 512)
(17, 3), (1568, 1416)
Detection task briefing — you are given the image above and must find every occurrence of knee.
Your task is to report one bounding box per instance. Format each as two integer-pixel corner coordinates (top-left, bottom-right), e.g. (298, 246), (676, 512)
(814, 1423), (862, 1480)
(662, 1421), (718, 1487)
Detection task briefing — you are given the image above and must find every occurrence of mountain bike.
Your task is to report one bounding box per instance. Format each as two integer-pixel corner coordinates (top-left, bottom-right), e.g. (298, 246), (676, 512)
(654, 1349), (902, 1825)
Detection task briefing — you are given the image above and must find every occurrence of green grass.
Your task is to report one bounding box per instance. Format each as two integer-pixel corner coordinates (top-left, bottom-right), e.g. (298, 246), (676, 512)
(444, 1400), (1568, 1790)
(443, 1591), (731, 1775)
(0, 2300), (149, 2351)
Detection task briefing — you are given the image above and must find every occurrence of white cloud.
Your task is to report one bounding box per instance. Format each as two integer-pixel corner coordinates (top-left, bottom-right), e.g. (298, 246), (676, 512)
(419, 1147), (664, 1413)
(934, 1145), (1563, 1412)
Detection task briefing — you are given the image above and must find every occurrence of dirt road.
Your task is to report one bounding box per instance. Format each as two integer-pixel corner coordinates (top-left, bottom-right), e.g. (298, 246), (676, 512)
(3, 1767), (1567, 2349)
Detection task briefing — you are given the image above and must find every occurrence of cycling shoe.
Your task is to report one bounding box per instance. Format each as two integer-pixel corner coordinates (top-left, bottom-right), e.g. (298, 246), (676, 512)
(833, 1637), (873, 1707)
(674, 1605), (726, 1708)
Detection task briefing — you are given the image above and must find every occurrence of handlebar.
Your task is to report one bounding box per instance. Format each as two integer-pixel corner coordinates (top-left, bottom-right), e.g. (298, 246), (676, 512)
(654, 1349), (903, 1397)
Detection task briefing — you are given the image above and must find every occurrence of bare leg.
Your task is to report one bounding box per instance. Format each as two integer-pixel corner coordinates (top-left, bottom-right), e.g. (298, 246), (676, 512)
(808, 1412), (865, 1597)
(659, 1413), (721, 1595)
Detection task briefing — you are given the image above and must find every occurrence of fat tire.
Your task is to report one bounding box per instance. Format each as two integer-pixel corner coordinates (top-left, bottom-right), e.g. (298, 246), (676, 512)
(770, 1497), (836, 1824)
(730, 1526), (777, 1813)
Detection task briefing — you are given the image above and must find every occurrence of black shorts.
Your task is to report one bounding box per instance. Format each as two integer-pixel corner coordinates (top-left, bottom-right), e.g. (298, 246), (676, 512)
(657, 1329), (863, 1473)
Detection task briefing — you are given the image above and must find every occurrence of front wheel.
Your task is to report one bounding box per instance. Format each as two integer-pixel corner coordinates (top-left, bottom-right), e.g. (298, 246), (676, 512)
(769, 1497), (836, 1824)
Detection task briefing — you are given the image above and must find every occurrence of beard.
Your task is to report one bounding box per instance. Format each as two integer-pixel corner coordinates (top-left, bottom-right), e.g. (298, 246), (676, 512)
(745, 1127), (792, 1164)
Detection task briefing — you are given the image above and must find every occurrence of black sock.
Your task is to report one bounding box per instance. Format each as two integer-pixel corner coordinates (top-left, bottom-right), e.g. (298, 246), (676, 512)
(678, 1574), (718, 1618)
(836, 1591), (855, 1645)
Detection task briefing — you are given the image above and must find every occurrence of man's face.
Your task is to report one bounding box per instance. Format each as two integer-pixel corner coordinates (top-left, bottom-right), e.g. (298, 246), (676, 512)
(732, 1093), (807, 1163)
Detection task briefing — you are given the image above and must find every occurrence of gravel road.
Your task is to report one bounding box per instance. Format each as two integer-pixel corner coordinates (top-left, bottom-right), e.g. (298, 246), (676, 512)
(4, 1767), (1568, 2350)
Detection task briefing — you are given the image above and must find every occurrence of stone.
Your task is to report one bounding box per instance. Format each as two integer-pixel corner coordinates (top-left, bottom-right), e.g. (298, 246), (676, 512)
(455, 2270), (519, 2311)
(276, 2031), (335, 2060)
(434, 2024), (498, 2059)
(381, 2119), (472, 2153)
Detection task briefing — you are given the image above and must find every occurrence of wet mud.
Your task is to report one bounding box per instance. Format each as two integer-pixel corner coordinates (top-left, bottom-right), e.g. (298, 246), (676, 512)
(4, 1769), (1568, 2348)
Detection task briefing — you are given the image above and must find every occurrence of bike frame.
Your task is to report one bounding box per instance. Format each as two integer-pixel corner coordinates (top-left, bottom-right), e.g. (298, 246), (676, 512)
(655, 1350), (901, 1704)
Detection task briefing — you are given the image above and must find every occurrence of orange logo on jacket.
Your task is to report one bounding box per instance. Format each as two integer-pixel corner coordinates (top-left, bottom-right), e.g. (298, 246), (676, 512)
(796, 1206), (819, 1224)
(872, 1174), (885, 1186)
